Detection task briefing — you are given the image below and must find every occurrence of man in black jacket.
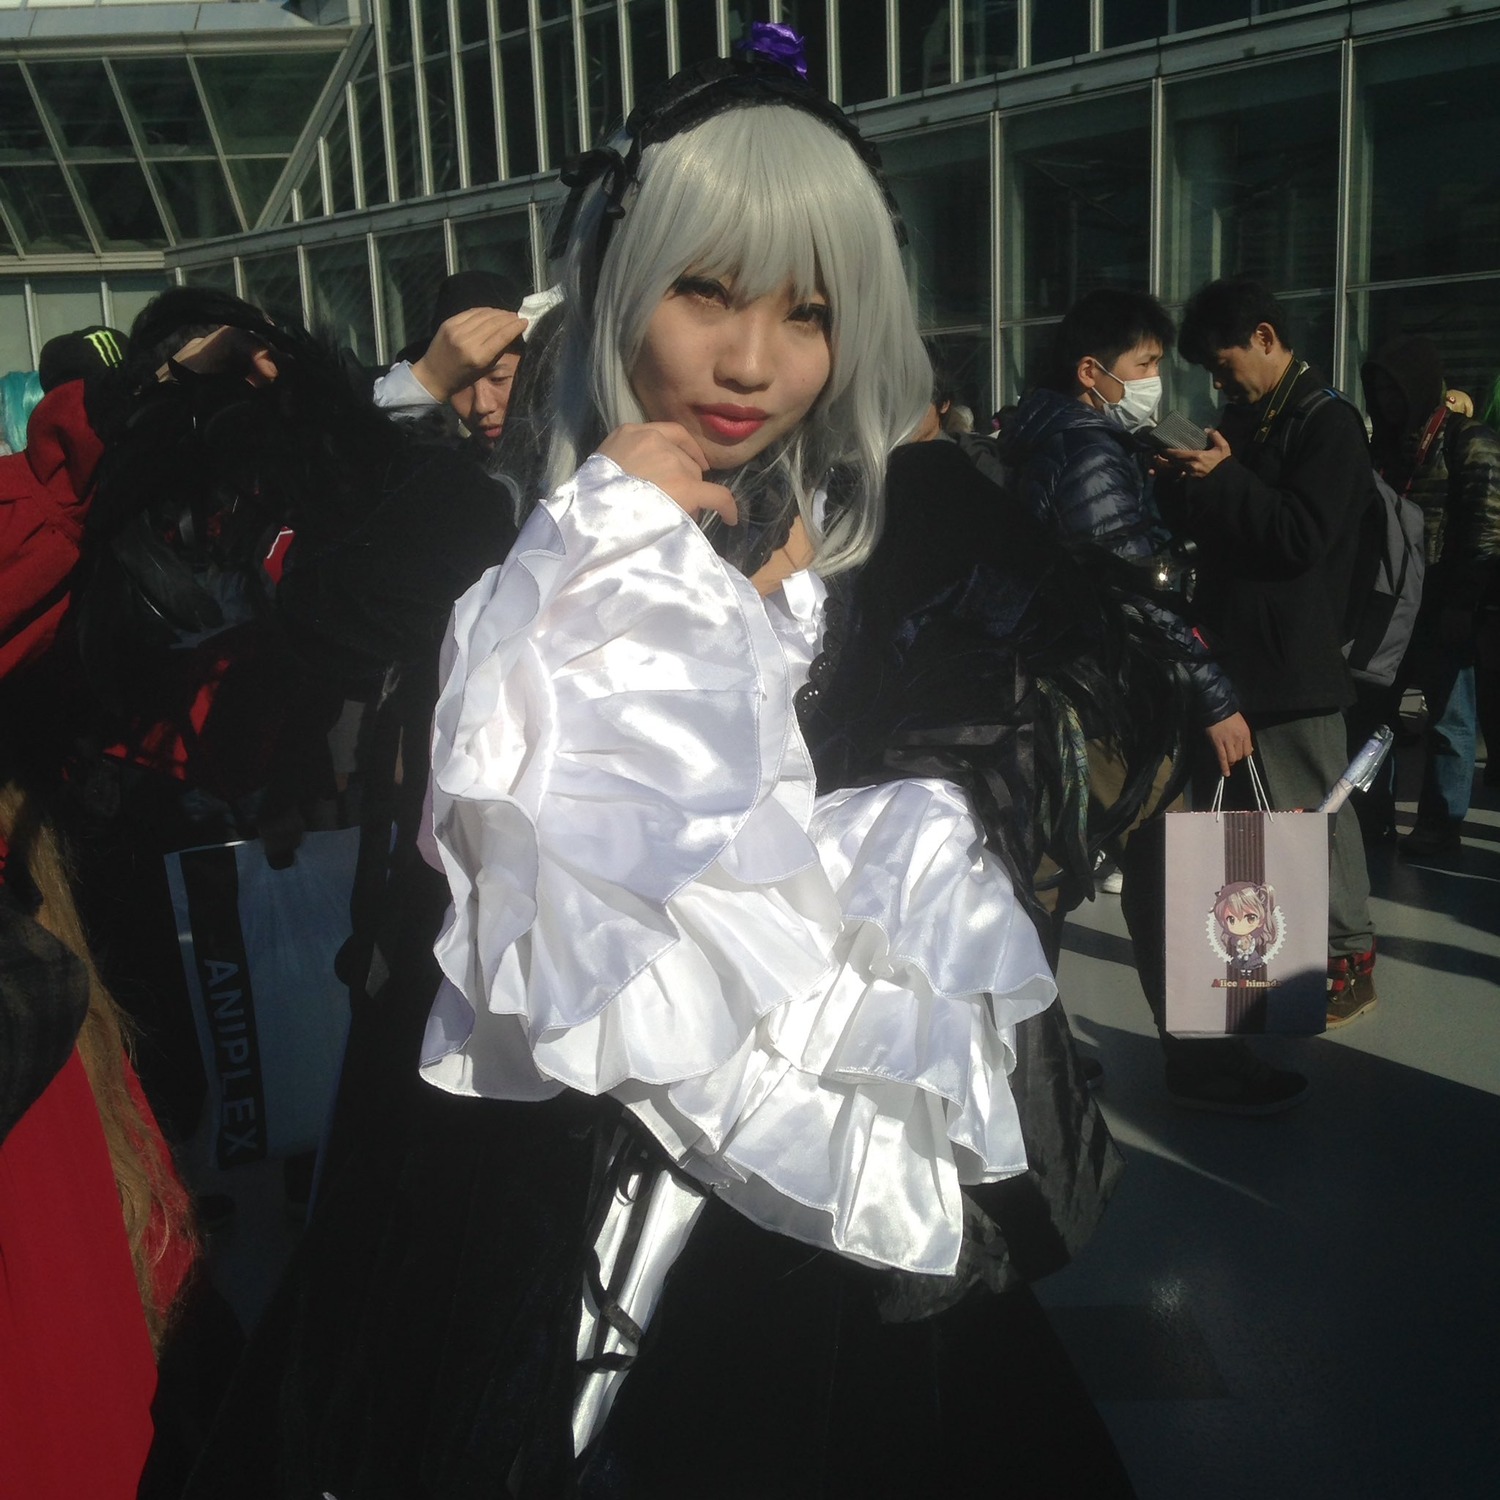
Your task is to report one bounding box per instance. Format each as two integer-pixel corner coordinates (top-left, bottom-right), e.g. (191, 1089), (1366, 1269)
(1160, 278), (1377, 1032)
(1007, 290), (1310, 1116)
(1361, 335), (1500, 856)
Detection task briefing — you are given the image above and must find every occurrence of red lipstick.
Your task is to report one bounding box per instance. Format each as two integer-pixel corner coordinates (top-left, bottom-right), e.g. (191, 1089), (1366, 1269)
(696, 404), (768, 443)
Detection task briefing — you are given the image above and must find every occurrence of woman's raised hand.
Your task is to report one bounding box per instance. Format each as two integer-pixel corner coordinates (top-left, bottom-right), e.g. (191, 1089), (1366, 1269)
(597, 423), (738, 526)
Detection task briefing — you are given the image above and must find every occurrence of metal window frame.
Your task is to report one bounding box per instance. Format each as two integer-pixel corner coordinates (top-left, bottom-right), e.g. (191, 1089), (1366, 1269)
(16, 60), (106, 257)
(184, 54), (249, 233)
(101, 58), (179, 248)
(1331, 32), (1355, 392)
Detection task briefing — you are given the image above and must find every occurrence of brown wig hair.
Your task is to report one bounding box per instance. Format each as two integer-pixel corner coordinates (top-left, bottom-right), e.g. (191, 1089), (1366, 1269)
(0, 783), (196, 1351)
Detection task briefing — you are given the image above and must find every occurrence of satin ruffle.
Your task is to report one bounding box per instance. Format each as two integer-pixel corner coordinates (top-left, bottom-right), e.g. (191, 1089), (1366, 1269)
(421, 456), (1056, 1275)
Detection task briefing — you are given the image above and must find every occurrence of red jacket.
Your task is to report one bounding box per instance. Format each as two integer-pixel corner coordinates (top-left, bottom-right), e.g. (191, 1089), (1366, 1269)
(0, 381), (103, 680)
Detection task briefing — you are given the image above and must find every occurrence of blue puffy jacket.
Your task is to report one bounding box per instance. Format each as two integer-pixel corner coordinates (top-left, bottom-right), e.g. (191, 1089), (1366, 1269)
(1006, 387), (1239, 727)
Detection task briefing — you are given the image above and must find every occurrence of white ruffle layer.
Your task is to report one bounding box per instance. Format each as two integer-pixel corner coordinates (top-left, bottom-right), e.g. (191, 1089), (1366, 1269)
(421, 456), (1056, 1275)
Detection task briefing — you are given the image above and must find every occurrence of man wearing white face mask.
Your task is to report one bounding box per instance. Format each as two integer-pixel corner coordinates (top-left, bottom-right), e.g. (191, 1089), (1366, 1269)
(1008, 289), (1252, 774)
(1008, 290), (1307, 1117)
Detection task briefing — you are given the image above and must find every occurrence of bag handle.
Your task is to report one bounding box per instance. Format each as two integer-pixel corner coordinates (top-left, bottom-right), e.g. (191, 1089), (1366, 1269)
(1209, 756), (1274, 821)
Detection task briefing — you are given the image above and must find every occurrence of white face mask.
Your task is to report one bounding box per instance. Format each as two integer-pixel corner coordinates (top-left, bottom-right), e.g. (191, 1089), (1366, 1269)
(1094, 365), (1162, 433)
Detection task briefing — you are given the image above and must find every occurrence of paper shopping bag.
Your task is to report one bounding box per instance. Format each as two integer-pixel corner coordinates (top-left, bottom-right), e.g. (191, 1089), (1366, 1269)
(1164, 808), (1328, 1036)
(166, 828), (358, 1167)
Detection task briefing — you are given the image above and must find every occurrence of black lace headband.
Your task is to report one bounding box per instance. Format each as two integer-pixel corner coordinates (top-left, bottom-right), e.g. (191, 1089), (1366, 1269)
(549, 24), (907, 291)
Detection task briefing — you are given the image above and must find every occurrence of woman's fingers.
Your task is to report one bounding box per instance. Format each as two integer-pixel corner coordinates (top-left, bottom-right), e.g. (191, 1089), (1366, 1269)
(597, 423), (739, 525)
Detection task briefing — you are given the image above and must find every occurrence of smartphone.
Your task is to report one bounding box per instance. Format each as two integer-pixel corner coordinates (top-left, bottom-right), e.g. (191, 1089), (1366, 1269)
(1146, 410), (1209, 453)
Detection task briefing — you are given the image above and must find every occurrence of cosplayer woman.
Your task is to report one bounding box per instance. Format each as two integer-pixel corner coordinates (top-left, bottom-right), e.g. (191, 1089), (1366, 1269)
(188, 38), (1140, 1500)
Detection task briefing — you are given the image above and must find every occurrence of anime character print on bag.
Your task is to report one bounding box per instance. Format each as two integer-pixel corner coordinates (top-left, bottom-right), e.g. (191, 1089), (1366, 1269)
(1164, 766), (1330, 1039)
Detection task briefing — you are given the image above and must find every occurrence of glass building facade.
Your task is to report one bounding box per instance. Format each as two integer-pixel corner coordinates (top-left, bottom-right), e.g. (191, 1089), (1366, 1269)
(4, 0), (1500, 423)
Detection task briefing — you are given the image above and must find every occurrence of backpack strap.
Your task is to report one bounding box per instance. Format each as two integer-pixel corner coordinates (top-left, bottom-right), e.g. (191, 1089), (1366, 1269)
(1267, 384), (1339, 466)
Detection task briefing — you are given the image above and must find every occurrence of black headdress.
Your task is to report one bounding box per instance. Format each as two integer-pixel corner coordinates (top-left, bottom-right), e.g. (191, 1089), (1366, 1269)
(549, 24), (905, 304)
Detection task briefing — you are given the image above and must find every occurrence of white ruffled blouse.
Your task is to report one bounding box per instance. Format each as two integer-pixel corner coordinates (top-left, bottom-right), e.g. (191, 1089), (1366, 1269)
(420, 455), (1057, 1277)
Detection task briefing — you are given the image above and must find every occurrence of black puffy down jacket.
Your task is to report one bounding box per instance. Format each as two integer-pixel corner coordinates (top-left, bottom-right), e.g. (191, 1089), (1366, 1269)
(1005, 387), (1240, 727)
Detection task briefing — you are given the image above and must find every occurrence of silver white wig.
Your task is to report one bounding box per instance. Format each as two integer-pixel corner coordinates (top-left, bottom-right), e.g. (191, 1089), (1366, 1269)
(543, 104), (931, 576)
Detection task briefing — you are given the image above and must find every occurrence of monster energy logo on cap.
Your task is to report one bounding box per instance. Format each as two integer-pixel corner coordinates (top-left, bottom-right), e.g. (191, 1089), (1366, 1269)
(84, 328), (123, 366)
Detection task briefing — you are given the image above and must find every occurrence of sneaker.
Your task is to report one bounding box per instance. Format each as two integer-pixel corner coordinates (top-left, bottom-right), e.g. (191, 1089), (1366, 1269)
(1165, 1050), (1308, 1116)
(1327, 946), (1377, 1028)
(1399, 821), (1463, 859)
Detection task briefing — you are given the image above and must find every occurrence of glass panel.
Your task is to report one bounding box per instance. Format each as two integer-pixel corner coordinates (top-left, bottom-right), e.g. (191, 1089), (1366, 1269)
(1000, 90), (1151, 320)
(778, 0), (830, 96)
(72, 161), (168, 248)
(107, 274), (171, 337)
(29, 62), (132, 157)
(32, 277), (103, 347)
(298, 157), (324, 220)
(306, 239), (378, 364)
(1104, 1), (1167, 48)
(418, 0), (450, 59)
(153, 158), (242, 240)
(0, 165), (92, 252)
(1164, 54), (1339, 301)
(677, 0), (719, 67)
(426, 57), (462, 192)
(962, 0), (1018, 77)
(584, 11), (624, 145)
(1176, 1), (1251, 32)
(356, 79), (390, 206)
(926, 328), (993, 428)
(457, 0), (490, 47)
(195, 53), (336, 156)
(497, 0), (530, 33)
(452, 210), (533, 299)
(385, 0), (415, 67)
(900, 0), (951, 94)
(541, 23), (580, 167)
(240, 251), (304, 326)
(998, 321), (1055, 407)
(389, 70), (423, 198)
(1031, 0), (1089, 64)
(0, 280), (33, 374)
(537, 0), (571, 20)
(500, 35), (539, 177)
(378, 226), (448, 357)
(630, 0), (671, 108)
(463, 48), (499, 186)
(183, 261), (239, 295)
(227, 157), (290, 227)
(0, 63), (51, 162)
(112, 57), (214, 156)
(839, 0), (887, 103)
(882, 123), (990, 329)
(725, 1), (771, 48)
(326, 101), (357, 215)
(1358, 24), (1500, 285)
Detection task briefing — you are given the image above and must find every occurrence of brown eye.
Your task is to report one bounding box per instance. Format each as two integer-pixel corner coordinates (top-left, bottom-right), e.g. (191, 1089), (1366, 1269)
(790, 301), (831, 330)
(673, 276), (730, 306)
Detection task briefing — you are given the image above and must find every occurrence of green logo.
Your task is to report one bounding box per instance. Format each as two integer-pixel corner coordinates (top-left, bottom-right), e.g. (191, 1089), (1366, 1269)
(85, 328), (123, 366)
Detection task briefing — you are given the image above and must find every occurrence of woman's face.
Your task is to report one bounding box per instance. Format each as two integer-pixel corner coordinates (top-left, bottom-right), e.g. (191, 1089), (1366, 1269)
(1226, 910), (1262, 937)
(630, 274), (832, 470)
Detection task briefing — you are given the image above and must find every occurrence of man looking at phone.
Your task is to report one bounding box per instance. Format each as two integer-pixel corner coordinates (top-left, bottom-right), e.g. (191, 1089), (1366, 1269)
(1007, 290), (1309, 1116)
(1157, 277), (1377, 1032)
(1007, 289), (1253, 773)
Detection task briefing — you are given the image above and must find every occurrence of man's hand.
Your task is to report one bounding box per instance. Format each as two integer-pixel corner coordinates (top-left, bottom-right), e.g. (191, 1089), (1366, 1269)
(161, 325), (278, 387)
(1165, 427), (1232, 480)
(596, 423), (738, 526)
(1204, 710), (1253, 777)
(411, 307), (527, 403)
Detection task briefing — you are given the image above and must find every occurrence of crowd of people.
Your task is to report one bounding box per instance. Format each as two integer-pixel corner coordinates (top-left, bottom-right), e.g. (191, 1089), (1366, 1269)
(2, 23), (1496, 1500)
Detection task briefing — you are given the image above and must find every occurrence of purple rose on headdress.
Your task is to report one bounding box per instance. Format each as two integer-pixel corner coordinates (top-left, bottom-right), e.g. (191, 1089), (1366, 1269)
(734, 21), (809, 81)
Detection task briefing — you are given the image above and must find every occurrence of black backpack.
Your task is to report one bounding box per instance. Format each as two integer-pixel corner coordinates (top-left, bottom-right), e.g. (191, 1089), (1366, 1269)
(1278, 388), (1425, 689)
